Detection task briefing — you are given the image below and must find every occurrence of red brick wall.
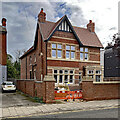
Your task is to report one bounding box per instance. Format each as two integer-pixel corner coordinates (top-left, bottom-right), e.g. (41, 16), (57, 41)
(82, 81), (120, 100)
(0, 32), (7, 65)
(20, 27), (47, 80)
(17, 79), (55, 103)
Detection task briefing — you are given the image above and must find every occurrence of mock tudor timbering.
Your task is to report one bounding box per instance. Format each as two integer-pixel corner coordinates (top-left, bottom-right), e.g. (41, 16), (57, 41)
(20, 8), (103, 90)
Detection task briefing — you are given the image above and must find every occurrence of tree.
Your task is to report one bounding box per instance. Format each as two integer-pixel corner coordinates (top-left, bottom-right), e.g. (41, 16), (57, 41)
(7, 54), (20, 79)
(7, 54), (16, 78)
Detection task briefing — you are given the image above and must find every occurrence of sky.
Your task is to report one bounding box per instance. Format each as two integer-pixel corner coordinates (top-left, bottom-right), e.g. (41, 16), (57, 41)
(0, 0), (119, 60)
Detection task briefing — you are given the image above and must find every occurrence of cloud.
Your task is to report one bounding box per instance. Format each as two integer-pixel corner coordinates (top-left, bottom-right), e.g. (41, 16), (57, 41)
(1, 0), (119, 59)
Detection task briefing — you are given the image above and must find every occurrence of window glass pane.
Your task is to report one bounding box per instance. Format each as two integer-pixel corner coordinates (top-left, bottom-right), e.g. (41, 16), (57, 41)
(54, 75), (57, 83)
(59, 70), (63, 74)
(71, 46), (75, 50)
(85, 53), (88, 60)
(66, 51), (70, 59)
(58, 44), (62, 49)
(70, 75), (73, 83)
(54, 70), (57, 73)
(52, 44), (56, 48)
(59, 75), (63, 83)
(52, 50), (56, 58)
(96, 75), (101, 82)
(88, 70), (93, 74)
(70, 70), (73, 74)
(96, 70), (101, 74)
(66, 45), (70, 50)
(80, 53), (83, 60)
(80, 48), (84, 52)
(71, 52), (75, 59)
(85, 48), (88, 52)
(57, 50), (62, 58)
(65, 75), (68, 83)
(65, 70), (68, 74)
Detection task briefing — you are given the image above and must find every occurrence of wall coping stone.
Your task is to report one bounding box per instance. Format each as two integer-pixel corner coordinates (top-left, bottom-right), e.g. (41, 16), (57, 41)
(16, 79), (35, 81)
(43, 75), (55, 82)
(35, 81), (43, 83)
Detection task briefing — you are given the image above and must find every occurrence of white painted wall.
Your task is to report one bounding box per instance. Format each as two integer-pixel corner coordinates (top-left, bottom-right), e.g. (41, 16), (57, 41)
(100, 49), (104, 66)
(0, 64), (7, 86)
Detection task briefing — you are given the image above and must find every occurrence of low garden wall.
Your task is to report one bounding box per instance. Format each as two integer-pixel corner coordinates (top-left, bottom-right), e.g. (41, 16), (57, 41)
(82, 80), (120, 101)
(16, 75), (55, 103)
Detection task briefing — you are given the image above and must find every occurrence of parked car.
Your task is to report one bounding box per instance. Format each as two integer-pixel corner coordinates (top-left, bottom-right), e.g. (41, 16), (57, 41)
(1, 81), (16, 93)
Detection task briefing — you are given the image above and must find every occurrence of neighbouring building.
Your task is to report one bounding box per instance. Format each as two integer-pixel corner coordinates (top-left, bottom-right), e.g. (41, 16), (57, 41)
(0, 18), (7, 85)
(20, 8), (103, 90)
(104, 37), (120, 78)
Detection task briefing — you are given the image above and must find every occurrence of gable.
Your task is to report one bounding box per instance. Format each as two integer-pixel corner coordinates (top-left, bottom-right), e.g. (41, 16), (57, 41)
(57, 19), (72, 32)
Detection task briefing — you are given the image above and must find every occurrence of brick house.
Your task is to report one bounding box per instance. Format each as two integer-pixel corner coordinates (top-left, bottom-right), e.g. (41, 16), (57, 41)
(0, 18), (7, 85)
(20, 8), (103, 90)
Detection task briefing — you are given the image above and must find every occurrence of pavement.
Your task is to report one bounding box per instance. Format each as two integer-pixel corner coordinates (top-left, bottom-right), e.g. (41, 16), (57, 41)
(1, 99), (120, 119)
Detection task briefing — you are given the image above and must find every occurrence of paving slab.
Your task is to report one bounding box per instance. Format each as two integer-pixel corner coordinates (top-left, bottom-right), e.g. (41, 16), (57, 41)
(1, 99), (119, 119)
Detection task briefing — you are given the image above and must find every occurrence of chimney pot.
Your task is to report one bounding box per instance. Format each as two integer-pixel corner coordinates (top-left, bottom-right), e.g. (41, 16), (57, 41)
(38, 8), (46, 23)
(2, 18), (7, 27)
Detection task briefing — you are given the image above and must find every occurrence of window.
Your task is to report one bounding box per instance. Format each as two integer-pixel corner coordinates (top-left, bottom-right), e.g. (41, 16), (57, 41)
(30, 71), (32, 79)
(52, 50), (56, 58)
(80, 53), (84, 60)
(85, 53), (88, 60)
(52, 43), (62, 58)
(34, 70), (36, 79)
(29, 56), (32, 65)
(54, 70), (57, 73)
(54, 75), (58, 83)
(71, 52), (75, 59)
(96, 75), (101, 82)
(70, 75), (73, 83)
(53, 69), (74, 84)
(80, 47), (89, 61)
(59, 75), (63, 83)
(66, 51), (70, 59)
(66, 45), (75, 59)
(96, 70), (101, 74)
(79, 72), (82, 83)
(88, 70), (94, 74)
(52, 44), (56, 48)
(34, 54), (36, 63)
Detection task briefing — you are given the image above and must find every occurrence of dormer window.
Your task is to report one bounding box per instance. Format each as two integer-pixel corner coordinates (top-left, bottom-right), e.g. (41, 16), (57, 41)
(58, 20), (72, 32)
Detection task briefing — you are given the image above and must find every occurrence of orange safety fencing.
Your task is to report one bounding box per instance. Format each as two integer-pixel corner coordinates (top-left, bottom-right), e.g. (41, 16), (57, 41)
(55, 90), (82, 100)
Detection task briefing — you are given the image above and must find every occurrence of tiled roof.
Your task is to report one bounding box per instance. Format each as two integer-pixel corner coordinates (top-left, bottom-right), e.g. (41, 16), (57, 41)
(39, 16), (103, 48)
(20, 15), (103, 59)
(73, 26), (103, 48)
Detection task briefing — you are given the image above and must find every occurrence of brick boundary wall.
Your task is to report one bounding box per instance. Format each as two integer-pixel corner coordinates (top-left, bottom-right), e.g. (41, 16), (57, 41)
(82, 80), (120, 101)
(17, 75), (55, 103)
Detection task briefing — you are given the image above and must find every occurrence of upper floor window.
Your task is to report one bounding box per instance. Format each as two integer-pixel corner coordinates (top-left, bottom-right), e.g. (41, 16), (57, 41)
(52, 43), (62, 58)
(66, 45), (75, 59)
(29, 56), (32, 65)
(58, 20), (72, 32)
(80, 47), (89, 61)
(34, 54), (36, 63)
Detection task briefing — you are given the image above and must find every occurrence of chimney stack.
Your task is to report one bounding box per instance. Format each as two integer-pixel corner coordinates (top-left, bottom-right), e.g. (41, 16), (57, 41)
(87, 20), (95, 32)
(38, 8), (46, 23)
(2, 18), (7, 27)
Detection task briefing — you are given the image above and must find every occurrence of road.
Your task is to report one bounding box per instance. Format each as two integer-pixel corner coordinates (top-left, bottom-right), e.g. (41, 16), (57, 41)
(5, 107), (119, 119)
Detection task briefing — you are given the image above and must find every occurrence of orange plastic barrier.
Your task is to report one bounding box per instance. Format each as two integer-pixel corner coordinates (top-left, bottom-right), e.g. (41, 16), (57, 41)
(55, 90), (82, 100)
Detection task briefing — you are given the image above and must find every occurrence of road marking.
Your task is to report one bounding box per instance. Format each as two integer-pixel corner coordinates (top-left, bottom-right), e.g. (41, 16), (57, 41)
(3, 106), (119, 119)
